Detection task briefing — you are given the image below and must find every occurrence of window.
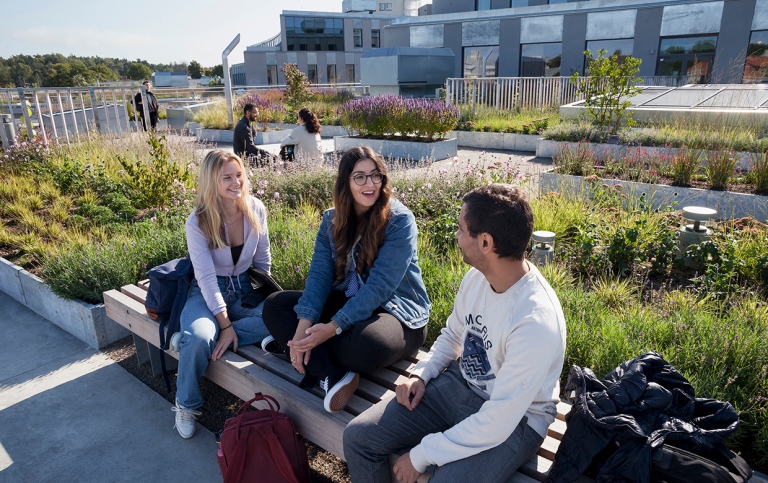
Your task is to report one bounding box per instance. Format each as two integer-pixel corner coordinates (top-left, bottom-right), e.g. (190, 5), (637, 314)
(379, 3), (392, 11)
(346, 63), (356, 82)
(549, 0), (567, 4)
(267, 65), (278, 85)
(520, 43), (562, 77)
(372, 29), (380, 48)
(286, 16), (343, 51)
(463, 46), (500, 77)
(743, 30), (768, 83)
(354, 28), (363, 48)
(307, 64), (318, 84)
(657, 35), (717, 83)
(511, 0), (528, 6)
(476, 0), (491, 10)
(585, 39), (634, 71)
(327, 64), (337, 84)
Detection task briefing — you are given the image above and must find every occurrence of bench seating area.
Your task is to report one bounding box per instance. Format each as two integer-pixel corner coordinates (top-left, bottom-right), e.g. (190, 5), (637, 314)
(104, 281), (576, 483)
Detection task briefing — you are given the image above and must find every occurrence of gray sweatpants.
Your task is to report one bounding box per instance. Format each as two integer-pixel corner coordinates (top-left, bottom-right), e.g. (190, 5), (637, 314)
(343, 361), (545, 483)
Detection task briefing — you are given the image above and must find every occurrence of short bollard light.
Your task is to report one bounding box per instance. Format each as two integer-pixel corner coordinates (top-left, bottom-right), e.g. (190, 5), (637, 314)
(531, 230), (556, 266)
(677, 206), (717, 266)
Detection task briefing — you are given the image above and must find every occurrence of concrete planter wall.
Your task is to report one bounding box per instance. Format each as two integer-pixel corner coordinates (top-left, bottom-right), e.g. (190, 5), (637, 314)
(445, 131), (539, 152)
(267, 123), (350, 138)
(334, 136), (458, 162)
(0, 257), (129, 349)
(196, 128), (234, 143)
(540, 171), (768, 221)
(536, 139), (755, 171)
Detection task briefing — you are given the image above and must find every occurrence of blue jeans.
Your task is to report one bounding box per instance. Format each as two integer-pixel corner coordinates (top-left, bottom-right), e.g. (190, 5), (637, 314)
(176, 272), (269, 409)
(343, 361), (545, 483)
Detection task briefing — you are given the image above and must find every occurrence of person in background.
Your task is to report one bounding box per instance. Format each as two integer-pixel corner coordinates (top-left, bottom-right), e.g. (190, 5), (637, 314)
(343, 184), (567, 483)
(172, 149), (272, 439)
(134, 80), (158, 131)
(261, 146), (431, 414)
(233, 103), (274, 167)
(280, 107), (323, 162)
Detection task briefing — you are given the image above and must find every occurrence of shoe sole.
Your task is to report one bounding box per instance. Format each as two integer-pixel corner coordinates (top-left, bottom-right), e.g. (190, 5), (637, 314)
(324, 372), (359, 413)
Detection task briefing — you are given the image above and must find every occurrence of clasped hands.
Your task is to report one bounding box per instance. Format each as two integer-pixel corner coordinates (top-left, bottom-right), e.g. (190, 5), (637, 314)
(286, 318), (338, 374)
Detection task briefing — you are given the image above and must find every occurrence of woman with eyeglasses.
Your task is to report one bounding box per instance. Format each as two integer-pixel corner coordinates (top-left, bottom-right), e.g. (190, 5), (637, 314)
(262, 146), (431, 413)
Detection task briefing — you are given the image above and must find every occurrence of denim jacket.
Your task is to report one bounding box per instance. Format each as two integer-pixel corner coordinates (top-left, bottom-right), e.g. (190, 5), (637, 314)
(295, 198), (431, 330)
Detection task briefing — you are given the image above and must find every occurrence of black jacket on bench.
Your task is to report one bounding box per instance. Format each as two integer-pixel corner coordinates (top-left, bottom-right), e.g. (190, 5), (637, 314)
(547, 352), (740, 483)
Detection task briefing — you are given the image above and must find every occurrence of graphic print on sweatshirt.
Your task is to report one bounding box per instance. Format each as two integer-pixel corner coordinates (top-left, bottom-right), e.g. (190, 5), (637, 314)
(460, 312), (495, 388)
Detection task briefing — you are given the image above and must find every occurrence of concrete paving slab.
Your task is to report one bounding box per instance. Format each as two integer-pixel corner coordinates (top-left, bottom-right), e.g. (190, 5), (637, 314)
(0, 293), (221, 482)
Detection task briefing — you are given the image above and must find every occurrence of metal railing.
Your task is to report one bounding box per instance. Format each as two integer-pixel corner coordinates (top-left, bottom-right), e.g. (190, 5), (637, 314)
(250, 33), (281, 49)
(445, 76), (693, 112)
(0, 83), (367, 147)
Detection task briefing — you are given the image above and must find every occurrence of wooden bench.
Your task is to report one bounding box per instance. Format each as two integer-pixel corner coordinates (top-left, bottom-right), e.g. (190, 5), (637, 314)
(104, 281), (572, 482)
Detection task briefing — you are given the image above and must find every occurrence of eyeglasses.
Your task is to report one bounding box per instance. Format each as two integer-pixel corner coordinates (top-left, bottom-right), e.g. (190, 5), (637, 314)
(350, 172), (384, 186)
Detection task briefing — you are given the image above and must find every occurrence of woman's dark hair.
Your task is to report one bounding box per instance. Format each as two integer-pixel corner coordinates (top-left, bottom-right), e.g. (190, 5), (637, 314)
(332, 146), (391, 280)
(299, 107), (321, 134)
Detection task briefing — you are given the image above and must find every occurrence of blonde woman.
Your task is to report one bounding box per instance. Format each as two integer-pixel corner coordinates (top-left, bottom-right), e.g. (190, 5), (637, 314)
(173, 149), (271, 439)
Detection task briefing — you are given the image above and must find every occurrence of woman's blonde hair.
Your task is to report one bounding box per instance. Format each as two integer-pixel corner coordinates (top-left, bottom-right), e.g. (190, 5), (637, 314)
(193, 149), (263, 249)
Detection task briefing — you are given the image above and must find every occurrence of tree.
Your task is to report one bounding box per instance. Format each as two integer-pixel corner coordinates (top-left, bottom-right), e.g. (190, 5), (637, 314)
(571, 49), (642, 135)
(281, 64), (311, 111)
(211, 64), (223, 77)
(126, 62), (152, 80)
(188, 60), (202, 79)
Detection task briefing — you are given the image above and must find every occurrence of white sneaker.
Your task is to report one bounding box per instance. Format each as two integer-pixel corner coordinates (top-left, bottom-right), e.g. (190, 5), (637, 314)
(169, 332), (181, 352)
(260, 335), (281, 354)
(172, 400), (201, 439)
(320, 371), (359, 413)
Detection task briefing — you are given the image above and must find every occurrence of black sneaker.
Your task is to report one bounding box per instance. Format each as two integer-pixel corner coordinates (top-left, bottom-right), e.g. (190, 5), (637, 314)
(320, 371), (359, 413)
(260, 335), (282, 355)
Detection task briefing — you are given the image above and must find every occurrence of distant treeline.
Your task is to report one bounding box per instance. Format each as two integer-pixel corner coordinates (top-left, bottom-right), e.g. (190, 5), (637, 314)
(0, 54), (223, 88)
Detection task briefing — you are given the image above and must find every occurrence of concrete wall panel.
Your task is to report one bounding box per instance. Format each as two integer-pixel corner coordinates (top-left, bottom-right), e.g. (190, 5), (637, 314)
(713, 0), (757, 83)
(633, 7), (663, 77)
(462, 20), (501, 46)
(562, 13), (588, 76)
(661, 2), (723, 36)
(432, 0), (475, 15)
(499, 17), (522, 76)
(586, 10), (636, 40)
(444, 22), (464, 77)
(384, 26), (411, 47)
(521, 15), (563, 43)
(411, 25), (445, 48)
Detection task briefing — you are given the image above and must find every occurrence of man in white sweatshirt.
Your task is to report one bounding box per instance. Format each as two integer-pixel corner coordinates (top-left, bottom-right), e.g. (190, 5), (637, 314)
(343, 183), (567, 483)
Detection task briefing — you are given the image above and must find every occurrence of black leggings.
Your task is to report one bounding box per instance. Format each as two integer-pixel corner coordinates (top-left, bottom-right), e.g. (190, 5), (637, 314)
(262, 290), (427, 380)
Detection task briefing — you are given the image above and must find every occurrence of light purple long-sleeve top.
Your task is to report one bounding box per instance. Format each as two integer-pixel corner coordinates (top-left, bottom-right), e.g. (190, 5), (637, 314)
(185, 196), (270, 316)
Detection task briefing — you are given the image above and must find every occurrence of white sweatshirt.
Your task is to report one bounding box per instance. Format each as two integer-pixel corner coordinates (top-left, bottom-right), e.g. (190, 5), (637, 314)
(409, 264), (567, 473)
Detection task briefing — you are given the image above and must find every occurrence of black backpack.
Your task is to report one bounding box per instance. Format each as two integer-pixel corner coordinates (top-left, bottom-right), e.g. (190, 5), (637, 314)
(651, 443), (753, 483)
(144, 256), (194, 391)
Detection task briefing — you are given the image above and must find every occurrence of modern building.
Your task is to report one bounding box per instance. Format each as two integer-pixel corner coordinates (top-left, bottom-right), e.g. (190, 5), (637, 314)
(239, 0), (768, 86)
(382, 0), (768, 84)
(240, 1), (430, 85)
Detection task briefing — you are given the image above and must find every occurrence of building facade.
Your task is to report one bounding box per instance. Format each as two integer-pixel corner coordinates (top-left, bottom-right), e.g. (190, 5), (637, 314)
(382, 0), (768, 84)
(238, 0), (768, 86)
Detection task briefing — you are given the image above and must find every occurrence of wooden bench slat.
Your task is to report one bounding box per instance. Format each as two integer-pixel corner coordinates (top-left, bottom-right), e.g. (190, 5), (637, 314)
(548, 418), (567, 440)
(121, 284), (151, 305)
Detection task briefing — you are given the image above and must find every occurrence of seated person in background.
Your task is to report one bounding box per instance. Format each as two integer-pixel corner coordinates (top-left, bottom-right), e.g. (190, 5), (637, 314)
(280, 107), (323, 162)
(233, 103), (274, 167)
(343, 184), (567, 483)
(262, 146), (431, 414)
(173, 149), (272, 439)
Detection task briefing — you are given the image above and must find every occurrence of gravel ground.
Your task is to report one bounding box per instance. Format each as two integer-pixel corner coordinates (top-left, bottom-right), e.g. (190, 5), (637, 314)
(101, 336), (351, 483)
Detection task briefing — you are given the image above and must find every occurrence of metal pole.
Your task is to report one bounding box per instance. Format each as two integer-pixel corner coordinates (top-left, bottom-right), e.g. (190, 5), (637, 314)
(32, 90), (48, 146)
(44, 91), (59, 145)
(17, 88), (35, 142)
(88, 88), (101, 134)
(67, 91), (80, 138)
(222, 34), (241, 127)
(56, 91), (70, 145)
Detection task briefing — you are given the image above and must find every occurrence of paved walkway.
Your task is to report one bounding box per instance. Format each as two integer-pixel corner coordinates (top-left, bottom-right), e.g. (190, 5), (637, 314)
(0, 291), (222, 482)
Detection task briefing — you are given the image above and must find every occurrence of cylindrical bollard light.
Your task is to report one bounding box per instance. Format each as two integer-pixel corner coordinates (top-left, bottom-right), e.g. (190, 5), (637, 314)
(677, 206), (717, 267)
(531, 230), (556, 266)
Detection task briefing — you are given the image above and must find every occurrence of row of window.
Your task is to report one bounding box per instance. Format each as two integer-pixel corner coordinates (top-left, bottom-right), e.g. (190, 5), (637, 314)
(286, 18), (379, 51)
(463, 33), (768, 83)
(266, 64), (356, 85)
(379, 3), (393, 11)
(476, 0), (565, 9)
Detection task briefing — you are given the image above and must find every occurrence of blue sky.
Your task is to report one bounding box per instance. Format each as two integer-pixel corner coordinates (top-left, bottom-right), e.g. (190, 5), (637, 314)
(0, 0), (342, 67)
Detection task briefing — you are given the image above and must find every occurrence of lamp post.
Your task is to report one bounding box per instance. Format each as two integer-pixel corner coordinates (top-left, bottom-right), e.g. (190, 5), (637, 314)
(222, 34), (241, 127)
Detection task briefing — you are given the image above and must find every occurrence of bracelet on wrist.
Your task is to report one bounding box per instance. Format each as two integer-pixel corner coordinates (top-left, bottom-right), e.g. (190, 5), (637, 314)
(220, 323), (232, 332)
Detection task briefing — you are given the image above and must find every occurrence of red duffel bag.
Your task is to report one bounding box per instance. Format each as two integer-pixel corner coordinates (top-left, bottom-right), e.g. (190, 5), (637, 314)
(217, 393), (310, 483)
